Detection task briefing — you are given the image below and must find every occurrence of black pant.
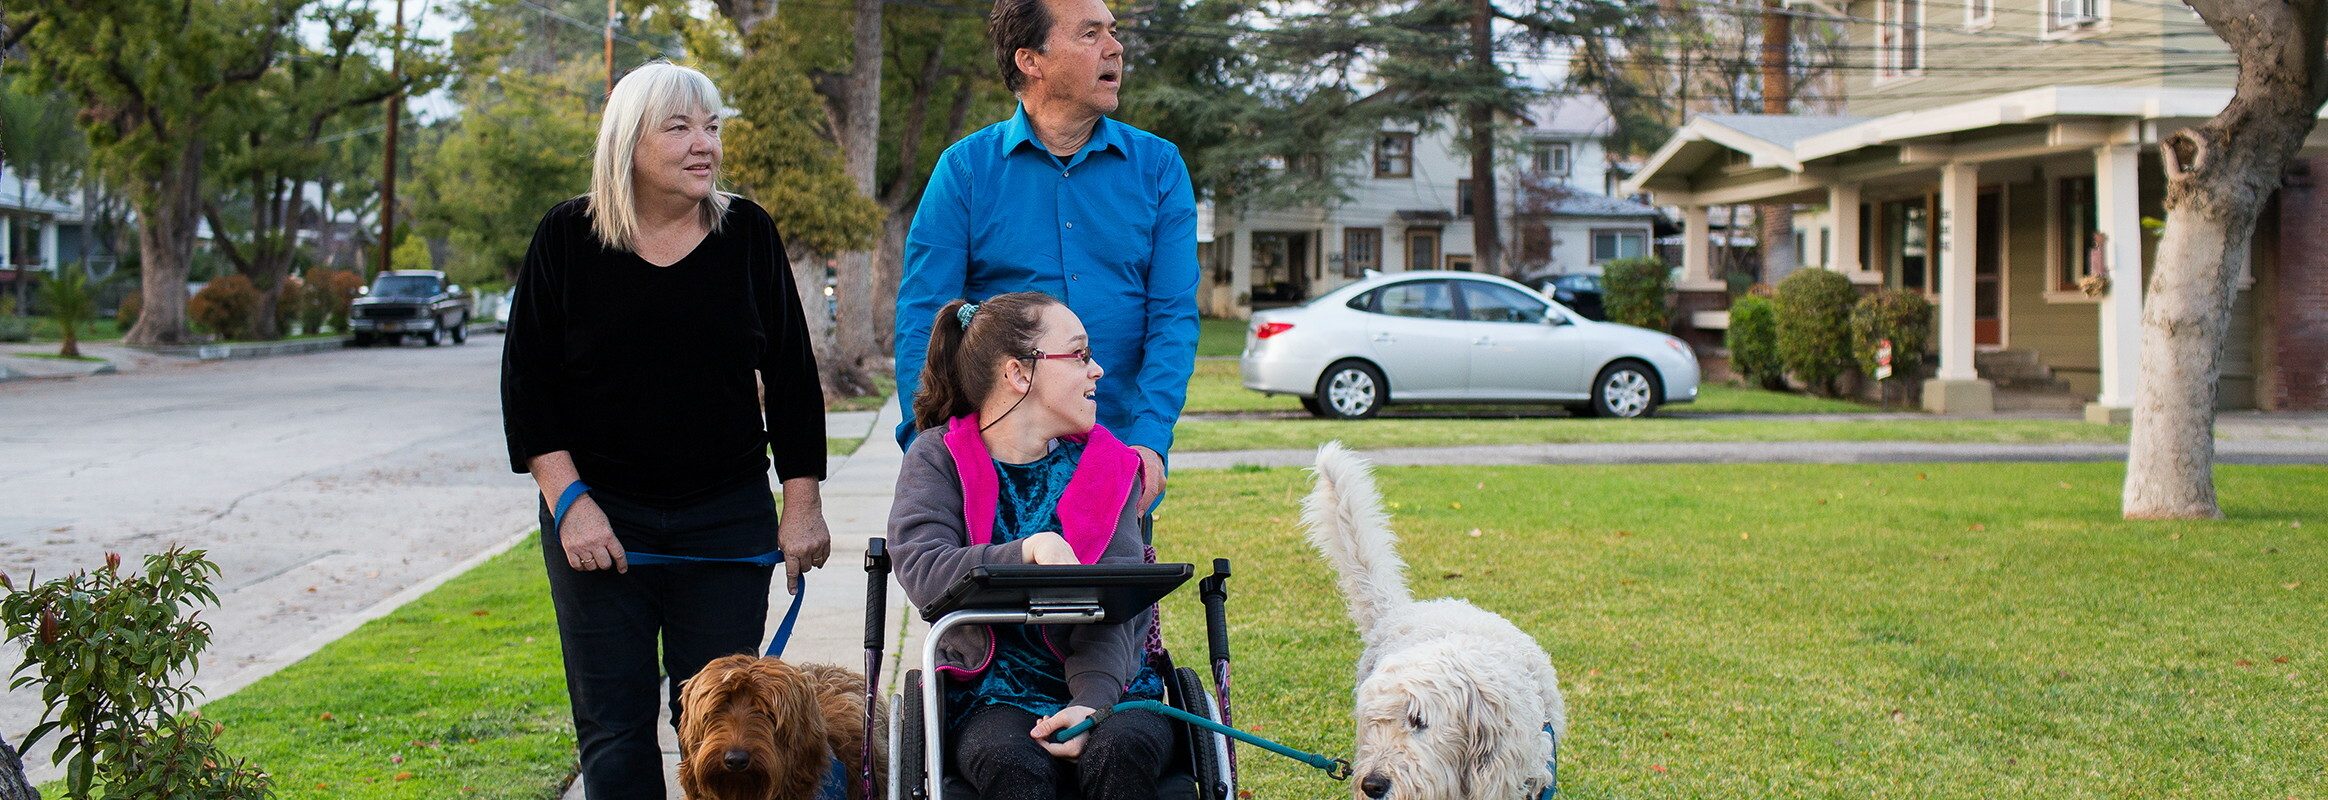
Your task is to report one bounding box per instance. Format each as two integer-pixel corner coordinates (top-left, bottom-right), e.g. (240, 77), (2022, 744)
(952, 705), (1174, 800)
(539, 478), (778, 799)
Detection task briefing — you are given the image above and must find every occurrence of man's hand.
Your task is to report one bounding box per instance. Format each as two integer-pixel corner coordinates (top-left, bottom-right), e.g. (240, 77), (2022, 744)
(777, 478), (831, 595)
(560, 495), (628, 573)
(1031, 705), (1100, 760)
(1021, 532), (1079, 565)
(1131, 445), (1165, 511)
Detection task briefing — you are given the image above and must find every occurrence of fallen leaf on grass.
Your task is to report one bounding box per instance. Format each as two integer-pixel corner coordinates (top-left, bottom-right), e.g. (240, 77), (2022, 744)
(470, 609), (490, 616)
(1969, 524), (1986, 532)
(2274, 656), (2291, 664)
(391, 754), (404, 765)
(1468, 528), (1483, 538)
(1740, 532), (1750, 540)
(395, 772), (414, 781)
(1449, 501), (1462, 510)
(1889, 709), (1906, 723)
(318, 712), (335, 722)
(1442, 572), (1463, 580)
(2236, 659), (2254, 668)
(2057, 482), (2073, 490)
(1650, 764), (1668, 774)
(1917, 472), (1928, 481)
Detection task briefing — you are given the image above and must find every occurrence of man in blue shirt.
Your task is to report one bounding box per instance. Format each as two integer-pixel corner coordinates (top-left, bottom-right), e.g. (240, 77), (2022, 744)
(895, 0), (1199, 512)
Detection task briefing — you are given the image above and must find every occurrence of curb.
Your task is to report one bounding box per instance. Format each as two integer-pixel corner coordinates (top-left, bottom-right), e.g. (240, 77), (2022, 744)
(192, 524), (538, 708)
(127, 337), (353, 361)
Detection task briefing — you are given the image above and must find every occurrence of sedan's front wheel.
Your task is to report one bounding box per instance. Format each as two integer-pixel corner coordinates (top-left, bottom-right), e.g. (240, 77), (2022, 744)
(1315, 360), (1386, 420)
(1586, 360), (1660, 418)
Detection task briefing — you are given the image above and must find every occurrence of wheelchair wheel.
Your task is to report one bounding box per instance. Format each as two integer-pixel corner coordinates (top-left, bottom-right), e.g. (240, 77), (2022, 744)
(900, 669), (926, 800)
(1171, 667), (1230, 800)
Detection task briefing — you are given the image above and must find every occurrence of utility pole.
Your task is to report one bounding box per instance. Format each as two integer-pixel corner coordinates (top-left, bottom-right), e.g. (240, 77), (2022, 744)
(376, 0), (405, 280)
(605, 0), (617, 95)
(1757, 0), (1796, 284)
(1465, 0), (1501, 275)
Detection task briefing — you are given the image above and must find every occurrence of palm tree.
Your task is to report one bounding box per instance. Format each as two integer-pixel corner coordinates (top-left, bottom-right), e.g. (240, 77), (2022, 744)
(37, 267), (98, 359)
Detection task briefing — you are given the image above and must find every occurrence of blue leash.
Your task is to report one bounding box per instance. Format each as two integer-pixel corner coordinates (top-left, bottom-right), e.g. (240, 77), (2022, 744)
(553, 481), (806, 658)
(1051, 700), (1351, 781)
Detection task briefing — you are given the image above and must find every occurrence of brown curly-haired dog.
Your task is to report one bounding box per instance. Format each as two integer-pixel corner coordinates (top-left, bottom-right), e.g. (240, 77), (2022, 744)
(678, 654), (889, 800)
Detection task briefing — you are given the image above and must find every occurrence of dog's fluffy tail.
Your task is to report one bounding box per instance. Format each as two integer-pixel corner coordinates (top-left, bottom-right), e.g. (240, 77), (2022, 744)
(1302, 441), (1411, 636)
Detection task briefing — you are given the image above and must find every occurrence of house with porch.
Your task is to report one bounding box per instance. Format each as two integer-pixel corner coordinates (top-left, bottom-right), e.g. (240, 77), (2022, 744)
(1624, 0), (2328, 417)
(1202, 96), (1664, 316)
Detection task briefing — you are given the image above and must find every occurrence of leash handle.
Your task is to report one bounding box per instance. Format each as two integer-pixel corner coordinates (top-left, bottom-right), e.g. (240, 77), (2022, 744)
(1049, 700), (1350, 781)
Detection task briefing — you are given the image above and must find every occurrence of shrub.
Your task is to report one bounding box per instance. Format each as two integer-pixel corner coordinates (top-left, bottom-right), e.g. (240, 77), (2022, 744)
(37, 269), (101, 358)
(0, 550), (273, 798)
(324, 269), (364, 332)
(188, 274), (262, 340)
(1601, 255), (1672, 330)
(1725, 293), (1784, 390)
(272, 274), (305, 334)
(297, 268), (333, 334)
(116, 292), (142, 333)
(1774, 268), (1858, 396)
(1851, 288), (1934, 381)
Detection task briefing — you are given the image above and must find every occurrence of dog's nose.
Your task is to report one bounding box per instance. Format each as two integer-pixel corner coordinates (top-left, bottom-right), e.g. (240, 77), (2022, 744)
(1360, 773), (1391, 799)
(722, 748), (752, 772)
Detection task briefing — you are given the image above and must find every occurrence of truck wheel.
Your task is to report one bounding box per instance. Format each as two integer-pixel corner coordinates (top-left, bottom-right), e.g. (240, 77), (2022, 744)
(384, 334), (404, 346)
(351, 332), (374, 347)
(450, 317), (467, 344)
(423, 327), (442, 347)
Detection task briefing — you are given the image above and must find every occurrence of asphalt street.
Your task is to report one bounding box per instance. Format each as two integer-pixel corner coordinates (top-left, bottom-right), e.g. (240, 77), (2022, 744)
(0, 335), (539, 774)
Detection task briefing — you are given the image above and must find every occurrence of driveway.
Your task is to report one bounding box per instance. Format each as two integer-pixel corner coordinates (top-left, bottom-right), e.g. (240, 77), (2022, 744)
(0, 335), (537, 771)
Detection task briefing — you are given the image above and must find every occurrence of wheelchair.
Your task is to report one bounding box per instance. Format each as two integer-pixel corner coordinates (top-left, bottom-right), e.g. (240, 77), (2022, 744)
(859, 537), (1239, 800)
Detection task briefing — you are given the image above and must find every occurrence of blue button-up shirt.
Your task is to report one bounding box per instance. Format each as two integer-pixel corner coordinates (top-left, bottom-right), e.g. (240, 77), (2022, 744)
(895, 106), (1200, 461)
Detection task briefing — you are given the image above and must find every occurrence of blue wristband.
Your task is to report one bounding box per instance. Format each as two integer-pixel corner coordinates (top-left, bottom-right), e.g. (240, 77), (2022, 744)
(551, 480), (591, 535)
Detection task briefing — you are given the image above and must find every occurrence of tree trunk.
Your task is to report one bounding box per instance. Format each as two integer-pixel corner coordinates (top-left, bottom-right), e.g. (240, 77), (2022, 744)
(828, 0), (886, 383)
(0, 731), (37, 800)
(2124, 0), (2325, 519)
(1465, 0), (1499, 274)
(126, 136), (203, 345)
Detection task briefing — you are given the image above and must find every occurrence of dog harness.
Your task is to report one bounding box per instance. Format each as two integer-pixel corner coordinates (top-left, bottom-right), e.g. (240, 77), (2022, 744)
(551, 480), (807, 657)
(1538, 723), (1559, 799)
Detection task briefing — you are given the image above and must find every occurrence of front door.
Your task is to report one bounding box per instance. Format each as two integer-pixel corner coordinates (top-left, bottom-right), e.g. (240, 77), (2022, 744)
(1975, 191), (2003, 346)
(1407, 228), (1441, 271)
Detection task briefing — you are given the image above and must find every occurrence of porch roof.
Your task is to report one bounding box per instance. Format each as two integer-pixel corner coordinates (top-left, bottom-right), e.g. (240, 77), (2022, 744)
(0, 171), (76, 217)
(1624, 86), (2328, 204)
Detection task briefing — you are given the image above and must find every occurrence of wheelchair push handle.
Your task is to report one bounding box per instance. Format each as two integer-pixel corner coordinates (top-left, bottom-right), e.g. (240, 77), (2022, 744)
(1199, 559), (1232, 666)
(864, 537), (890, 650)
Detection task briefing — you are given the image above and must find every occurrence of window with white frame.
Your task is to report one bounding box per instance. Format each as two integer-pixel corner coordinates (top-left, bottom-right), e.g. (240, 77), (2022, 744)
(1877, 0), (1924, 81)
(1965, 0), (1993, 28)
(1374, 132), (1414, 178)
(1530, 141), (1571, 176)
(1591, 229), (1647, 264)
(2046, 0), (2104, 35)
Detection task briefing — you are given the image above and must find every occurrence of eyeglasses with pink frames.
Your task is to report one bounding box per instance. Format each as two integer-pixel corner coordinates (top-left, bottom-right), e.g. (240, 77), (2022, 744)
(1020, 347), (1094, 366)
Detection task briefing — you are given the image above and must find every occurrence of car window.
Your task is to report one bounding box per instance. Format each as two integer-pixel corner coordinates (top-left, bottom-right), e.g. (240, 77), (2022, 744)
(1458, 281), (1549, 324)
(371, 275), (441, 298)
(1374, 281), (1456, 320)
(1346, 290), (1374, 312)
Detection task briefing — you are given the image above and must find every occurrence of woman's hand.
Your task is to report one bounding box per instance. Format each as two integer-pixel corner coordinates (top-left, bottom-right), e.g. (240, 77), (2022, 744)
(777, 477), (831, 595)
(1031, 705), (1099, 760)
(1021, 532), (1079, 565)
(561, 495), (628, 573)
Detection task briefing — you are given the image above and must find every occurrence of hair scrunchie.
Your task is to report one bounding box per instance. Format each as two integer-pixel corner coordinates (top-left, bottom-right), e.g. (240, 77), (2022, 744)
(956, 302), (979, 330)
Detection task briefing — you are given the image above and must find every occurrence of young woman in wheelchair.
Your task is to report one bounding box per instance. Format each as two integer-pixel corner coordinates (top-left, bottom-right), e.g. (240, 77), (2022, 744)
(887, 291), (1172, 800)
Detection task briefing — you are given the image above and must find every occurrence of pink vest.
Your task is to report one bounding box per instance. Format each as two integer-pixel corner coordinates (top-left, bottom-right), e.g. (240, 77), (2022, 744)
(941, 416), (1141, 565)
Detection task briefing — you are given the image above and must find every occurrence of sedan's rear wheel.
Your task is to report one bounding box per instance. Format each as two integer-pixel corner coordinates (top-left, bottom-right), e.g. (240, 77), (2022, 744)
(1588, 360), (1660, 418)
(1315, 360), (1385, 420)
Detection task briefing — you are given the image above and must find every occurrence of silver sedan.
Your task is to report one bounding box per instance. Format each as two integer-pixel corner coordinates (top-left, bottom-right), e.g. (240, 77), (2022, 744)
(1240, 271), (1700, 419)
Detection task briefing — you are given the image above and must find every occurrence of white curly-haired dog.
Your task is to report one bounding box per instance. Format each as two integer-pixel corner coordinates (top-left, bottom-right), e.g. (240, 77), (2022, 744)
(1303, 441), (1567, 800)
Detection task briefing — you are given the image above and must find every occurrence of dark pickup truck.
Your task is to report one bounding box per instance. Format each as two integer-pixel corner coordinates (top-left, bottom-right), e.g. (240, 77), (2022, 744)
(350, 270), (472, 347)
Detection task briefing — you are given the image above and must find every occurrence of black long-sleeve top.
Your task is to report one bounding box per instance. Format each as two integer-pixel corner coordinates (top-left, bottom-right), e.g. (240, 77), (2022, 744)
(501, 196), (827, 506)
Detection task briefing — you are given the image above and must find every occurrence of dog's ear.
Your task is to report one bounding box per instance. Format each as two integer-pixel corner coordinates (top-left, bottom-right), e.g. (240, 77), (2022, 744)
(1457, 683), (1515, 797)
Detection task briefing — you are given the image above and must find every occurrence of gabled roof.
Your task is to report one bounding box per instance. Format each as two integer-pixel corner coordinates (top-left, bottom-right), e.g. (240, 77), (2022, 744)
(1633, 113), (1870, 183)
(0, 170), (77, 217)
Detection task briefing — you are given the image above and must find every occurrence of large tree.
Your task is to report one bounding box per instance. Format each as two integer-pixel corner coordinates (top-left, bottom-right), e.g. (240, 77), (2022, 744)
(2123, 0), (2326, 519)
(6, 0), (303, 345)
(205, 1), (445, 339)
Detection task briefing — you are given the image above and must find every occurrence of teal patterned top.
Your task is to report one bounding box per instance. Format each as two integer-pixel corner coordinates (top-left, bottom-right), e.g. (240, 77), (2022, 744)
(948, 439), (1163, 725)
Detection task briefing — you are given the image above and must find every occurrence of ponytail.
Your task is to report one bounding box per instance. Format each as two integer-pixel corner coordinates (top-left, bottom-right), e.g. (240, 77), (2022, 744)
(911, 292), (1059, 432)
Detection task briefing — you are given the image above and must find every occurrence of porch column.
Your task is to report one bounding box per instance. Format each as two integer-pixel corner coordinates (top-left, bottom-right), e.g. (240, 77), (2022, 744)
(1830, 183), (1877, 284)
(1679, 205), (1720, 290)
(1924, 162), (1995, 414)
(2088, 143), (2143, 423)
(41, 220), (59, 273)
(1227, 229), (1252, 319)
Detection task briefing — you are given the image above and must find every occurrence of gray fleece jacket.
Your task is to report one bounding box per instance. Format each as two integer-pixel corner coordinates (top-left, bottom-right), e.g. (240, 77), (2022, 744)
(887, 429), (1150, 711)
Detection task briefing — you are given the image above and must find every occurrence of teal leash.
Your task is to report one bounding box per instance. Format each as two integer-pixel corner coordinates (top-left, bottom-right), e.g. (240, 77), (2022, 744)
(1050, 700), (1351, 781)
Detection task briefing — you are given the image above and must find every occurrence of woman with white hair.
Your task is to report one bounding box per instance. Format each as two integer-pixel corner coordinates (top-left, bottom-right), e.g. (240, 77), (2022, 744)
(500, 61), (832, 796)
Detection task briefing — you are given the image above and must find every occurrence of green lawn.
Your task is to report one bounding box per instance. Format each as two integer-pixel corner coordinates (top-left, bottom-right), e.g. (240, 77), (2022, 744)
(200, 540), (573, 799)
(1182, 360), (1875, 416)
(22, 317), (125, 343)
(1198, 317), (1246, 357)
(829, 436), (865, 456)
(1172, 416), (2127, 451)
(1150, 463), (2328, 799)
(828, 374), (898, 412)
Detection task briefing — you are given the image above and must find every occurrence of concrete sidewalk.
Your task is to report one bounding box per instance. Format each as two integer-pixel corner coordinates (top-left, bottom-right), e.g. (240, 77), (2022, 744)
(561, 399), (926, 799)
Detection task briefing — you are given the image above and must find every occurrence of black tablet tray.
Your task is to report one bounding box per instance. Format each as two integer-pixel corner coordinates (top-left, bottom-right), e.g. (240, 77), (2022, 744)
(922, 563), (1194, 623)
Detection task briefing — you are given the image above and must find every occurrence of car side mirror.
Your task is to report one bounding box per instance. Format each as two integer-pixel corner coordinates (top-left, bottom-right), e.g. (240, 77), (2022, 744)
(448, 284), (462, 295)
(1546, 312), (1572, 326)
